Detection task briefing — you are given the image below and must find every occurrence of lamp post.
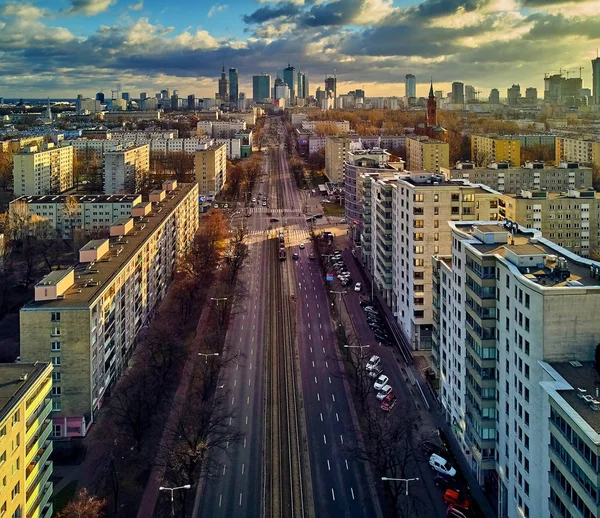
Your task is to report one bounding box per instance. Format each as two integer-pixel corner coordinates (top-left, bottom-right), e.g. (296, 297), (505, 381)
(381, 477), (420, 496)
(159, 484), (191, 517)
(198, 352), (219, 363)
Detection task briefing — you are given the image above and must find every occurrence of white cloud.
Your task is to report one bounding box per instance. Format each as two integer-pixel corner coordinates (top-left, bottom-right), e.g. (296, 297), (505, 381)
(208, 3), (228, 17)
(129, 1), (144, 11)
(65, 0), (116, 16)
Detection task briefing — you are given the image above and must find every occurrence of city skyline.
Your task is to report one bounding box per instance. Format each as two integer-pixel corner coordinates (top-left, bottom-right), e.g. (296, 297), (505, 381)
(0, 0), (599, 98)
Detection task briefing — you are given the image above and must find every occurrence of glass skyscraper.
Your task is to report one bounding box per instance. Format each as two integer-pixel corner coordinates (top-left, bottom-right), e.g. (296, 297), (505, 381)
(229, 68), (238, 103)
(253, 73), (271, 101)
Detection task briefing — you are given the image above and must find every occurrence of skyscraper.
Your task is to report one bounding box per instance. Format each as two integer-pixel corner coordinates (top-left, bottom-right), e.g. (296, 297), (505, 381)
(325, 75), (337, 103)
(507, 84), (521, 106)
(253, 74), (271, 101)
(489, 88), (500, 104)
(95, 92), (105, 103)
(218, 65), (229, 102)
(451, 82), (464, 105)
(592, 56), (600, 105)
(188, 94), (196, 109)
(405, 74), (416, 98)
(229, 68), (238, 103)
(465, 84), (476, 102)
(283, 64), (296, 103)
(297, 71), (309, 99)
(140, 92), (147, 101)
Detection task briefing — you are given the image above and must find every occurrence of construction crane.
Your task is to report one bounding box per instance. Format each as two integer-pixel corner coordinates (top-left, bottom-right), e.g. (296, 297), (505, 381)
(577, 66), (585, 79)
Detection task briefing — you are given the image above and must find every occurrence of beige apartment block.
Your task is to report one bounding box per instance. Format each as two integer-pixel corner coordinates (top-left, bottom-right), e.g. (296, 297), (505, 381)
(406, 136), (449, 173)
(20, 182), (199, 438)
(13, 144), (74, 196)
(0, 362), (53, 518)
(325, 136), (355, 184)
(103, 144), (150, 194)
(499, 188), (600, 256)
(471, 135), (521, 167)
(194, 143), (227, 196)
(555, 136), (600, 167)
(10, 193), (142, 239)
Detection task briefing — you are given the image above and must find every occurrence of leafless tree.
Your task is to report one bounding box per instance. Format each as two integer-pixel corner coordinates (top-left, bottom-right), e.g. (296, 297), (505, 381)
(225, 226), (249, 286)
(57, 488), (106, 518)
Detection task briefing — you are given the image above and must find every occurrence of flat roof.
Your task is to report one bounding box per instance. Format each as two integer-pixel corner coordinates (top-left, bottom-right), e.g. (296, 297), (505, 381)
(80, 239), (107, 252)
(549, 361), (600, 435)
(35, 269), (72, 287)
(13, 194), (140, 204)
(105, 143), (149, 154)
(23, 183), (196, 309)
(0, 363), (50, 423)
(503, 191), (599, 200)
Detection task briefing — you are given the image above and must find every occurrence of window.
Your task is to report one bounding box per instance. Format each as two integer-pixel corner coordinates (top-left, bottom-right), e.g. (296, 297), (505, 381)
(414, 259), (424, 267)
(0, 451), (5, 464)
(51, 327), (60, 337)
(414, 246), (424, 254)
(11, 507), (21, 518)
(52, 424), (62, 437)
(414, 193), (424, 202)
(51, 387), (61, 396)
(524, 293), (530, 309)
(11, 411), (19, 427)
(434, 194), (439, 202)
(11, 482), (19, 499)
(52, 399), (61, 411)
(52, 357), (61, 366)
(51, 342), (61, 351)
(434, 220), (439, 228)
(0, 502), (5, 514)
(0, 426), (5, 438)
(52, 372), (62, 382)
(51, 312), (60, 322)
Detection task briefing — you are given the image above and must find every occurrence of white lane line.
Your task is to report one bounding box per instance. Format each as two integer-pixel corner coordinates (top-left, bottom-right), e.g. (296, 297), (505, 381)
(232, 397), (235, 405)
(327, 460), (331, 471)
(317, 393), (320, 401)
(252, 336), (255, 342)
(351, 488), (355, 500)
(308, 323), (311, 328)
(245, 416), (249, 425)
(241, 464), (245, 475)
(249, 363), (252, 370)
(249, 379), (251, 386)
(316, 304), (319, 309)
(318, 313), (321, 318)
(319, 323), (322, 329)
(241, 325), (244, 330)
(240, 337), (243, 343)
(308, 334), (312, 340)
(310, 347), (313, 353)
(323, 435), (327, 444)
(336, 413), (339, 422)
(329, 377), (332, 384)
(219, 495), (223, 507)
(332, 394), (336, 402)
(320, 413), (323, 422)
(244, 438), (247, 448)
(325, 361), (329, 368)
(229, 418), (232, 425)
(331, 488), (336, 501)
(312, 361), (315, 367)
(340, 435), (344, 444)
(223, 465), (226, 475)
(345, 459), (349, 470)
(247, 396), (250, 404)
(251, 349), (254, 355)
(239, 493), (243, 506)
(314, 376), (318, 384)
(321, 336), (324, 341)
(323, 347), (326, 353)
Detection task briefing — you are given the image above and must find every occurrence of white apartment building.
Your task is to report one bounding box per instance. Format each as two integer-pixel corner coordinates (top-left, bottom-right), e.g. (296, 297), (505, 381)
(301, 120), (351, 133)
(20, 182), (199, 437)
(433, 221), (600, 518)
(555, 136), (600, 167)
(13, 143), (74, 196)
(103, 144), (150, 194)
(197, 119), (247, 138)
(10, 193), (142, 238)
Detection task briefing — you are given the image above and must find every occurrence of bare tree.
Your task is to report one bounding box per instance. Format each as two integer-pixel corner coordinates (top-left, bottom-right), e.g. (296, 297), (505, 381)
(225, 226), (249, 286)
(0, 150), (13, 191)
(57, 488), (106, 518)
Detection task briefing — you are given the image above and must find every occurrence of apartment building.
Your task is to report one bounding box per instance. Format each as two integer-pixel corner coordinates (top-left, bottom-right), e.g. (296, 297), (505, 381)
(471, 135), (521, 167)
(449, 161), (593, 194)
(301, 120), (351, 133)
(325, 136), (357, 184)
(103, 144), (150, 194)
(194, 143), (227, 196)
(196, 119), (246, 138)
(13, 144), (74, 196)
(20, 182), (199, 437)
(10, 194), (142, 239)
(432, 221), (600, 518)
(499, 188), (600, 256)
(555, 136), (600, 167)
(406, 135), (449, 173)
(0, 362), (53, 518)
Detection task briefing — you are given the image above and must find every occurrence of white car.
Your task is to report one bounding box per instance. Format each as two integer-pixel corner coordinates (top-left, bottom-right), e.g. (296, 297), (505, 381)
(354, 282), (362, 292)
(262, 201), (267, 206)
(368, 365), (383, 379)
(376, 385), (393, 401)
(373, 374), (389, 391)
(223, 204), (229, 208)
(299, 243), (305, 249)
(252, 198), (256, 203)
(429, 454), (457, 477)
(340, 218), (347, 223)
(365, 355), (381, 371)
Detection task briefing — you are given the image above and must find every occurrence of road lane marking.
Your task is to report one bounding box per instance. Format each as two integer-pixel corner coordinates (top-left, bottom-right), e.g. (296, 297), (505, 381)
(240, 337), (243, 343)
(332, 394), (336, 402)
(314, 377), (318, 384)
(248, 379), (251, 386)
(318, 313), (321, 318)
(325, 361), (329, 368)
(244, 438), (246, 448)
(336, 413), (339, 421)
(308, 322), (311, 328)
(223, 465), (226, 475)
(331, 488), (335, 501)
(351, 488), (355, 500)
(317, 393), (320, 401)
(340, 435), (344, 444)
(241, 464), (245, 475)
(308, 334), (311, 340)
(246, 416), (249, 425)
(231, 397), (235, 405)
(320, 413), (323, 421)
(327, 460), (331, 471)
(321, 336), (324, 341)
(234, 380), (237, 387)
(316, 304), (319, 309)
(312, 361), (315, 367)
(247, 396), (250, 404)
(319, 323), (322, 329)
(324, 435), (327, 444)
(345, 459), (349, 470)
(239, 493), (243, 506)
(310, 347), (313, 353)
(251, 349), (253, 355)
(323, 347), (326, 353)
(219, 495), (223, 507)
(329, 377), (332, 384)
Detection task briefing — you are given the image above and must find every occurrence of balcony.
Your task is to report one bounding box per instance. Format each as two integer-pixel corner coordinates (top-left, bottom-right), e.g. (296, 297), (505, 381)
(466, 259), (495, 280)
(466, 277), (495, 300)
(26, 441), (53, 491)
(26, 419), (52, 466)
(26, 464), (53, 518)
(26, 398), (52, 443)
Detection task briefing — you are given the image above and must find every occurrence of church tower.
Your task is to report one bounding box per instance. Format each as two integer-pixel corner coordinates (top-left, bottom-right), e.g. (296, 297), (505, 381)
(427, 79), (437, 127)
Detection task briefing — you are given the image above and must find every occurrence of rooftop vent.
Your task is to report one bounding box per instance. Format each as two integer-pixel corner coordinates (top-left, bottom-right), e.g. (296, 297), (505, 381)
(19, 374), (28, 381)
(570, 361), (583, 368)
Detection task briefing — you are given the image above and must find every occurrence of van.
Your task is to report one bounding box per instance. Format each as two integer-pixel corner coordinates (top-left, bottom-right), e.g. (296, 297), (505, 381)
(429, 454), (457, 477)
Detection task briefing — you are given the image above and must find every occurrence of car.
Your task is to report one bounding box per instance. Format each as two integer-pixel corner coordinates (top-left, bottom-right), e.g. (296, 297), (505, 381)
(270, 217), (279, 222)
(223, 204), (229, 208)
(374, 332), (389, 341)
(292, 252), (299, 260)
(262, 201), (267, 206)
(354, 282), (362, 292)
(434, 474), (455, 490)
(299, 243), (305, 249)
(443, 489), (470, 511)
(309, 254), (316, 260)
(213, 203), (219, 208)
(245, 213), (251, 217)
(368, 365), (383, 378)
(373, 374), (389, 391)
(429, 454), (457, 477)
(252, 198), (256, 202)
(446, 505), (471, 518)
(376, 385), (393, 401)
(340, 218), (347, 223)
(363, 306), (376, 312)
(421, 441), (446, 457)
(341, 280), (350, 286)
(365, 355), (381, 371)
(380, 393), (397, 411)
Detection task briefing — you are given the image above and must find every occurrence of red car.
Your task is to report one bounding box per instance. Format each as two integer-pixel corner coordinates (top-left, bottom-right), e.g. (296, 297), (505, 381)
(380, 393), (397, 411)
(444, 489), (470, 511)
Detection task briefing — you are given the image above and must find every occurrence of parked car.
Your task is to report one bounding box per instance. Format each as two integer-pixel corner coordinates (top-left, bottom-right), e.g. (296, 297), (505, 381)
(446, 505), (471, 518)
(365, 355), (381, 371)
(368, 365), (383, 378)
(380, 393), (397, 412)
(376, 385), (393, 401)
(262, 201), (267, 206)
(292, 252), (299, 260)
(421, 441), (446, 457)
(434, 474), (456, 490)
(299, 243), (305, 249)
(354, 282), (362, 292)
(309, 254), (316, 260)
(270, 217), (279, 222)
(443, 489), (470, 511)
(340, 218), (347, 223)
(429, 454), (457, 477)
(373, 375), (389, 391)
(223, 204), (229, 208)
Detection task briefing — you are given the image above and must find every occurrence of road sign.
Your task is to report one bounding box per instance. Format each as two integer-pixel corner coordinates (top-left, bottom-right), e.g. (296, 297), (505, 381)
(326, 273), (334, 282)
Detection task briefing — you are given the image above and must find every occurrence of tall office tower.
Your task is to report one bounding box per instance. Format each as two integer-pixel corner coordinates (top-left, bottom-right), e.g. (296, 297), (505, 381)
(427, 80), (437, 126)
(171, 93), (179, 110)
(283, 64), (296, 103)
(593, 56), (600, 105)
(218, 65), (229, 102)
(465, 84), (476, 102)
(451, 82), (465, 105)
(525, 87), (537, 103)
(121, 92), (130, 102)
(140, 92), (147, 101)
(489, 88), (500, 104)
(95, 92), (105, 103)
(173, 89), (178, 96)
(253, 73), (271, 101)
(405, 74), (416, 98)
(355, 88), (365, 102)
(229, 67), (238, 103)
(188, 94), (196, 109)
(161, 89), (169, 100)
(297, 71), (309, 99)
(325, 75), (337, 103)
(507, 84), (521, 106)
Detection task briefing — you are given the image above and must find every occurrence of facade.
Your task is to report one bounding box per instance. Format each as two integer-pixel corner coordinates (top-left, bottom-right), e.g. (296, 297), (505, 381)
(405, 74), (416, 99)
(433, 221), (600, 518)
(325, 136), (356, 184)
(229, 68), (238, 103)
(20, 183), (199, 437)
(197, 120), (247, 138)
(555, 137), (600, 167)
(449, 161), (592, 194)
(406, 135), (450, 173)
(499, 188), (600, 257)
(253, 74), (271, 101)
(297, 72), (309, 99)
(471, 135), (521, 167)
(103, 144), (150, 194)
(10, 194), (142, 239)
(218, 66), (229, 103)
(13, 144), (74, 196)
(593, 57), (600, 105)
(194, 143), (227, 196)
(301, 120), (351, 133)
(452, 82), (465, 105)
(283, 65), (296, 103)
(489, 88), (500, 105)
(0, 362), (54, 518)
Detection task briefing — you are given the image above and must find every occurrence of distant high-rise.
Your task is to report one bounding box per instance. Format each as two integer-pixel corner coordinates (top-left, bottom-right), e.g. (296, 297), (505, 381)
(229, 68), (238, 103)
(325, 75), (337, 103)
(95, 92), (105, 103)
(489, 88), (500, 104)
(451, 82), (464, 105)
(161, 89), (169, 100)
(405, 74), (416, 98)
(121, 92), (130, 102)
(592, 57), (600, 105)
(525, 87), (537, 103)
(355, 89), (365, 101)
(140, 92), (147, 101)
(253, 73), (271, 101)
(507, 84), (521, 106)
(297, 71), (309, 99)
(465, 84), (476, 103)
(218, 65), (229, 102)
(188, 94), (196, 109)
(283, 64), (296, 102)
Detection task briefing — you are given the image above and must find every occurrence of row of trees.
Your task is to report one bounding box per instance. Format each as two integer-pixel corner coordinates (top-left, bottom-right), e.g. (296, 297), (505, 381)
(223, 154), (263, 200)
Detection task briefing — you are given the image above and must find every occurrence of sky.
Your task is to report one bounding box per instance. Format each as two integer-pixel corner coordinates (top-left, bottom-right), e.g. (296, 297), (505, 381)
(0, 0), (599, 99)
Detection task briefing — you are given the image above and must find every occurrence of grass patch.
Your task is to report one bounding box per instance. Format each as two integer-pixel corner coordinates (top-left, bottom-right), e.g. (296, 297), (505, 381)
(322, 203), (345, 216)
(52, 480), (78, 516)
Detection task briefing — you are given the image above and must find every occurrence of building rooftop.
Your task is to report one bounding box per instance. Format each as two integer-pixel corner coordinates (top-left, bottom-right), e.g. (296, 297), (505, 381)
(455, 221), (600, 288)
(407, 135), (446, 144)
(549, 361), (600, 435)
(0, 362), (50, 423)
(22, 183), (196, 309)
(105, 143), (149, 154)
(12, 194), (141, 205)
(503, 189), (599, 200)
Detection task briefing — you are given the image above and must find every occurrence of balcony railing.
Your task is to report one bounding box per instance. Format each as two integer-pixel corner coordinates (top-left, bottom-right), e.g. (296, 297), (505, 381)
(26, 399), (52, 443)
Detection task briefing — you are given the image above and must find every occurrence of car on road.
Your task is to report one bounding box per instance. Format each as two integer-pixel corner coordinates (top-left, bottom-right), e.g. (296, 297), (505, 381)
(252, 197), (256, 202)
(270, 217), (279, 222)
(434, 474), (456, 490)
(443, 489), (471, 511)
(223, 204), (229, 208)
(380, 393), (397, 412)
(429, 454), (457, 477)
(421, 441), (446, 458)
(213, 203), (219, 208)
(262, 201), (267, 206)
(368, 365), (383, 378)
(373, 374), (389, 391)
(299, 243), (305, 249)
(340, 218), (347, 223)
(363, 306), (377, 313)
(376, 385), (393, 401)
(365, 355), (381, 371)
(309, 254), (315, 260)
(292, 252), (299, 260)
(354, 282), (362, 292)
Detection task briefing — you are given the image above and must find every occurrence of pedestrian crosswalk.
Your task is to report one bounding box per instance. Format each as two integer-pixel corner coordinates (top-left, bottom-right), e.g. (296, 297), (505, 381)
(247, 207), (304, 214)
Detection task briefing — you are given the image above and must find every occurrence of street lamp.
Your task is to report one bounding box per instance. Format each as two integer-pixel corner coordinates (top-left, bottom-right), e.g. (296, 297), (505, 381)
(381, 477), (420, 496)
(198, 352), (219, 363)
(159, 484), (191, 517)
(344, 344), (370, 349)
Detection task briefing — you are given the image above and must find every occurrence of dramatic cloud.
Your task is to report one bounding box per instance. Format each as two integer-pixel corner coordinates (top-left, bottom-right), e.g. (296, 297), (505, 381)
(243, 2), (302, 23)
(65, 0), (116, 15)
